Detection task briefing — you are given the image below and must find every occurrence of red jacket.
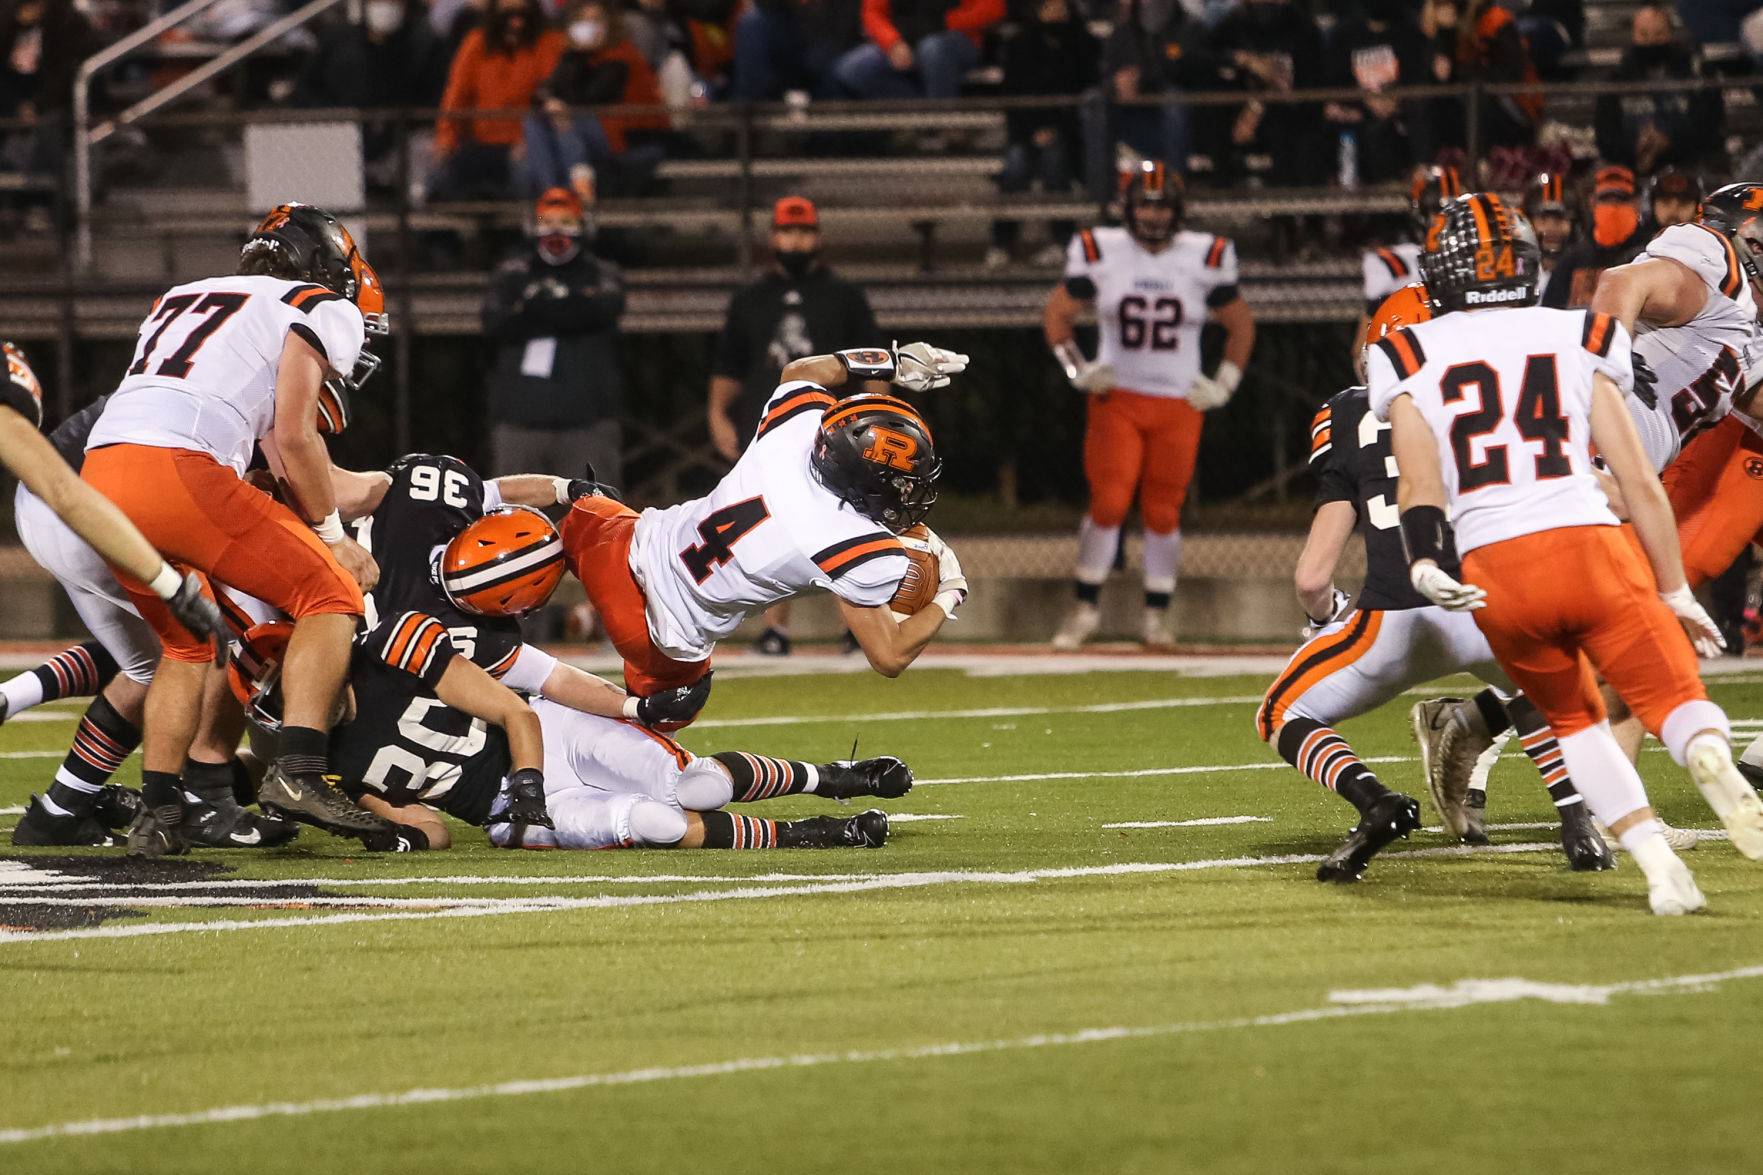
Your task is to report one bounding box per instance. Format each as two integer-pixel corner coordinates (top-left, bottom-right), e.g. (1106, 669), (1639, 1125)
(861, 0), (1004, 51)
(436, 29), (568, 152)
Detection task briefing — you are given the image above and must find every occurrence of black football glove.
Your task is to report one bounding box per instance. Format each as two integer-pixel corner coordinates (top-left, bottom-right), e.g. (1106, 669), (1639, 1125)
(166, 572), (229, 667)
(358, 823), (430, 852)
(485, 768), (554, 829)
(564, 460), (623, 504)
(1631, 354), (1659, 411)
(634, 673), (713, 729)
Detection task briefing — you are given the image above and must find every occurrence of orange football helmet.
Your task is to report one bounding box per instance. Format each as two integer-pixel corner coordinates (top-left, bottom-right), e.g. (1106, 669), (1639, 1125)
(227, 620), (295, 731)
(440, 507), (565, 617)
(1363, 283), (1436, 352)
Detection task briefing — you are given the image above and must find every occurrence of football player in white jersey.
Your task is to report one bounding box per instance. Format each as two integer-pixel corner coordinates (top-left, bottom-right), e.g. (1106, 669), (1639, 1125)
(559, 341), (970, 725)
(1352, 166), (1462, 380)
(81, 203), (394, 855)
(1044, 159), (1255, 649)
(1372, 191), (1763, 915)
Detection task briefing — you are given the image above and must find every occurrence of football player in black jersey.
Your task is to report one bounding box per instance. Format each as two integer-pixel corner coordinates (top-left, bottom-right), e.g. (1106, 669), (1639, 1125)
(1258, 286), (1612, 881)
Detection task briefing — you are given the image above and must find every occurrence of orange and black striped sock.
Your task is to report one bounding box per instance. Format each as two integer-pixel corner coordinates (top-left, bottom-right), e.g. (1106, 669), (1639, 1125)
(1, 641), (117, 717)
(1509, 697), (1583, 808)
(698, 810), (779, 849)
(1275, 717), (1390, 815)
(42, 694), (140, 816)
(710, 752), (816, 801)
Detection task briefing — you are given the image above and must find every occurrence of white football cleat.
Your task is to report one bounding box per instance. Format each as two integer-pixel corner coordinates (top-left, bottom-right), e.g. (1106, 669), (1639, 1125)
(1686, 739), (1763, 860)
(1051, 602), (1100, 651)
(1141, 608), (1174, 649)
(1643, 851), (1707, 916)
(1593, 818), (1698, 852)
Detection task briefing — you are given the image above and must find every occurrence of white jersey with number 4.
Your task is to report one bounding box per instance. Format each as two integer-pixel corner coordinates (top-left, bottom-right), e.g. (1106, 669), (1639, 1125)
(87, 274), (365, 475)
(1624, 222), (1759, 471)
(627, 382), (911, 661)
(1064, 226), (1239, 399)
(1367, 306), (1630, 554)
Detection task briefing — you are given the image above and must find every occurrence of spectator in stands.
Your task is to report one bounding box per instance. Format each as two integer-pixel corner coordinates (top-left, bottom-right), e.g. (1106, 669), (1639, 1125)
(707, 196), (882, 655)
(431, 0), (566, 201)
(1208, 0), (1329, 185)
(292, 1), (451, 188)
(1450, 0), (1542, 149)
(0, 0), (97, 181)
(1594, 5), (1724, 175)
(626, 0), (737, 107)
(521, 0), (671, 199)
(1542, 163), (1651, 308)
(1323, 0), (1436, 183)
(1648, 165), (1704, 227)
(1517, 0), (1584, 78)
(483, 187), (628, 484)
(833, 0), (1005, 100)
(1522, 169), (1576, 305)
(1103, 0), (1218, 180)
(987, 0), (1097, 268)
(730, 0), (863, 99)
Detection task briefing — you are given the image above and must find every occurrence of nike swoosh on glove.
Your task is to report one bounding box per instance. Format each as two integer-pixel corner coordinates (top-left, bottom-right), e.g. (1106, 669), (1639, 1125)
(1410, 562), (1487, 611)
(1660, 584), (1726, 657)
(893, 342), (969, 392)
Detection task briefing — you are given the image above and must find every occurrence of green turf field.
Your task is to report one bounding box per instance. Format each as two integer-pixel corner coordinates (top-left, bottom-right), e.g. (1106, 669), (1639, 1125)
(3, 660), (1762, 1174)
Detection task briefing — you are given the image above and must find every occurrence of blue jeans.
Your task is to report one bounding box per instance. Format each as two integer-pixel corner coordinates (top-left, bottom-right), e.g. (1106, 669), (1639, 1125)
(992, 136), (1077, 249)
(834, 32), (980, 100)
(730, 7), (843, 99)
(1114, 97), (1190, 179)
(518, 113), (665, 199)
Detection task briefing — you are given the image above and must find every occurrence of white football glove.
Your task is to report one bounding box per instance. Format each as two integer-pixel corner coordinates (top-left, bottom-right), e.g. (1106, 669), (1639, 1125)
(1410, 562), (1487, 612)
(918, 526), (968, 619)
(1661, 584), (1726, 657)
(1071, 359), (1116, 393)
(893, 341), (968, 392)
(1185, 361), (1243, 412)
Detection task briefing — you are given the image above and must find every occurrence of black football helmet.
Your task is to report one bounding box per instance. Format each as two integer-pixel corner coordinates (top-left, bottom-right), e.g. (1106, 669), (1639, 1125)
(809, 394), (941, 533)
(240, 203), (368, 302)
(1522, 171), (1575, 262)
(1410, 165), (1464, 240)
(1123, 159), (1182, 246)
(1420, 192), (1542, 312)
(1698, 182), (1763, 289)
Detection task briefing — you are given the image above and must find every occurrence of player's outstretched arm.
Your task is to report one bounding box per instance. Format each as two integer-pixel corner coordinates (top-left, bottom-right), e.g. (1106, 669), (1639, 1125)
(535, 660), (631, 720)
(1295, 500), (1357, 626)
(1591, 258), (1706, 334)
(433, 656), (545, 776)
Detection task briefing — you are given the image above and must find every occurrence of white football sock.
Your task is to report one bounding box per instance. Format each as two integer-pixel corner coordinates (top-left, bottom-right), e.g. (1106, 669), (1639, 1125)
(1075, 516), (1119, 585)
(1142, 528), (1183, 590)
(1555, 721), (1653, 829)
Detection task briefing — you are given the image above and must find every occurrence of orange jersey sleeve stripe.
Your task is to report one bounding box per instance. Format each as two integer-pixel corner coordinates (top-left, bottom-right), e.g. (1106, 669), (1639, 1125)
(1206, 237), (1228, 268)
(755, 389), (836, 439)
(1581, 311), (1615, 358)
(1375, 247), (1408, 279)
(1080, 230), (1100, 263)
(815, 536), (903, 577)
(1693, 223), (1745, 300)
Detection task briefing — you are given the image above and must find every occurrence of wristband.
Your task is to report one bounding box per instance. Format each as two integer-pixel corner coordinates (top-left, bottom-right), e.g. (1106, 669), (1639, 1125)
(622, 696), (641, 721)
(1214, 360), (1244, 395)
(552, 476), (573, 506)
(147, 562), (182, 601)
(1399, 505), (1461, 576)
(313, 511), (345, 544)
(933, 588), (965, 620)
(509, 767), (544, 789)
(1052, 339), (1085, 382)
(835, 348), (896, 381)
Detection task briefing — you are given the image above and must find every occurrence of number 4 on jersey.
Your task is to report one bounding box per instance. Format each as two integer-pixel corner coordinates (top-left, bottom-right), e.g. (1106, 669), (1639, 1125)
(680, 497), (770, 583)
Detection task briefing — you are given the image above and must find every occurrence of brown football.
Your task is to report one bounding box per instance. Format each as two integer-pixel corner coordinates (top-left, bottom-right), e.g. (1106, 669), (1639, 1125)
(889, 524), (940, 618)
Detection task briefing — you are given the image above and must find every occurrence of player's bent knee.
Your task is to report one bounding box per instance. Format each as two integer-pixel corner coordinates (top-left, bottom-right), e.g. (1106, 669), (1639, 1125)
(1660, 698), (1730, 765)
(1088, 491), (1133, 530)
(675, 758), (734, 810)
(1141, 501), (1184, 535)
(628, 800), (689, 847)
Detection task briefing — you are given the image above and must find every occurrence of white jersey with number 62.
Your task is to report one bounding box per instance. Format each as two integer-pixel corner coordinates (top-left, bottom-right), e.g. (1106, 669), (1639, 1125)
(627, 381), (910, 661)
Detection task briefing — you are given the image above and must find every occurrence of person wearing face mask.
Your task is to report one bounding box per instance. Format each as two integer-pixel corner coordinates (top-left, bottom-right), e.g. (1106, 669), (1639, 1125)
(520, 0), (671, 200)
(1101, 0), (1221, 186)
(0, 0), (97, 184)
(1543, 164), (1653, 309)
(707, 196), (884, 655)
(1207, 0), (1329, 185)
(482, 188), (628, 486)
(431, 0), (566, 201)
(293, 1), (450, 185)
(1594, 5), (1723, 177)
(1322, 0), (1435, 184)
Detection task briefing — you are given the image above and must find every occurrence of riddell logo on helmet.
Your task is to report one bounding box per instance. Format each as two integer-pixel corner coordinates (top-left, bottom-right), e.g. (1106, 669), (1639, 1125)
(1464, 286), (1529, 305)
(861, 427), (918, 470)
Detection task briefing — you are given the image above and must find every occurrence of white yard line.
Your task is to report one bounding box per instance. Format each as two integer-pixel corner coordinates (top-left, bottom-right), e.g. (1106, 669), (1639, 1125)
(691, 694), (1265, 729)
(1104, 817), (1272, 829)
(920, 754), (1416, 786)
(3, 961), (1758, 1146)
(0, 843), (1566, 947)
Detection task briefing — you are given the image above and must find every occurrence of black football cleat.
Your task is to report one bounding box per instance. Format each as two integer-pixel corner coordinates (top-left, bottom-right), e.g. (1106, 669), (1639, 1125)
(1558, 802), (1616, 872)
(127, 804), (189, 859)
(91, 785), (143, 831)
(180, 785), (299, 850)
(817, 757), (913, 800)
(777, 809), (889, 849)
(1316, 794), (1422, 883)
(258, 765), (396, 838)
(11, 795), (122, 847)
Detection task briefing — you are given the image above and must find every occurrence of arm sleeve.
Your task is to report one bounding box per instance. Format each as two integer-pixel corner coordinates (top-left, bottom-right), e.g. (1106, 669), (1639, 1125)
(945, 0), (1005, 35)
(2, 345), (45, 430)
(482, 480), (505, 510)
(366, 612), (458, 688)
(751, 380), (837, 444)
(1362, 249), (1396, 305)
(498, 643), (559, 693)
(1309, 402), (1355, 507)
(435, 33), (481, 152)
(481, 260), (532, 340)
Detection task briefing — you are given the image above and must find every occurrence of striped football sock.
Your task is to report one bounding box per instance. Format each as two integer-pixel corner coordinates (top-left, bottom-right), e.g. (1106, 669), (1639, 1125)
(710, 752), (818, 801)
(697, 810), (779, 849)
(1275, 717), (1391, 815)
(1509, 698), (1585, 809)
(0, 641), (117, 719)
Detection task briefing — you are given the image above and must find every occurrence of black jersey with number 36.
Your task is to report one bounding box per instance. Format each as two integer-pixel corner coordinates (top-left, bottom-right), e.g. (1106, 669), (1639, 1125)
(1308, 387), (1428, 612)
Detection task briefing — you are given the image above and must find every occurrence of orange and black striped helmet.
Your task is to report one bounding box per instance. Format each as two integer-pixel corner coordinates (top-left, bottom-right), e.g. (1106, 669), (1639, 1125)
(810, 394), (941, 533)
(241, 203), (368, 303)
(1699, 182), (1763, 291)
(1363, 283), (1436, 354)
(227, 620), (295, 732)
(1419, 192), (1542, 312)
(1122, 158), (1183, 245)
(1522, 171), (1571, 219)
(1409, 165), (1463, 239)
(439, 507), (565, 617)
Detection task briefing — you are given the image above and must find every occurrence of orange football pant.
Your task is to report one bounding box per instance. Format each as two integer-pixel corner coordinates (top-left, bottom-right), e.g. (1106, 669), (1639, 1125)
(1464, 525), (1705, 738)
(559, 495), (710, 698)
(1084, 389), (1203, 532)
(81, 444), (362, 663)
(1661, 414), (1763, 588)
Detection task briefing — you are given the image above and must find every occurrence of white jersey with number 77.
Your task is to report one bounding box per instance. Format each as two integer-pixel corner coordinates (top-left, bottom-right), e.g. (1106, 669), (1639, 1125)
(627, 381), (910, 661)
